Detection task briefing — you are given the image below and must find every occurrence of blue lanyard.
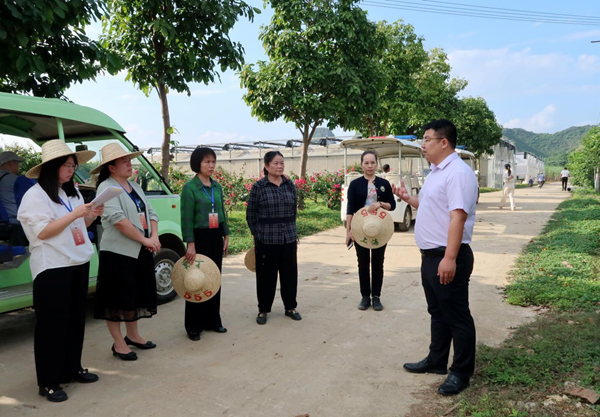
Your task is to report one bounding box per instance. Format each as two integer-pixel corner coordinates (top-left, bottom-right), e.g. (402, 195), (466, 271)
(119, 182), (143, 213)
(58, 197), (73, 213)
(202, 186), (215, 212)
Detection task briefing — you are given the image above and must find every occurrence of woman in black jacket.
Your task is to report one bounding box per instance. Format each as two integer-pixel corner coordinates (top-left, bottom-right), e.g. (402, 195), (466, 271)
(345, 151), (396, 311)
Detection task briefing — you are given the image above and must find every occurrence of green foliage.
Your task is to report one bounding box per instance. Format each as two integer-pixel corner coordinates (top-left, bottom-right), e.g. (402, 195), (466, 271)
(240, 0), (384, 179)
(0, 143), (41, 173)
(0, 0), (118, 98)
(567, 126), (600, 188)
(503, 125), (593, 166)
(453, 96), (503, 157)
(505, 191), (600, 310)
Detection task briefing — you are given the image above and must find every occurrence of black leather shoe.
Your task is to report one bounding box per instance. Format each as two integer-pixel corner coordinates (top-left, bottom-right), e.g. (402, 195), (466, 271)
(124, 336), (157, 349)
(39, 386), (68, 402)
(285, 310), (302, 321)
(72, 368), (99, 383)
(358, 297), (371, 310)
(112, 344), (138, 361)
(438, 374), (470, 396)
(256, 312), (267, 325)
(372, 296), (384, 311)
(212, 326), (228, 333)
(403, 358), (447, 375)
(187, 332), (201, 341)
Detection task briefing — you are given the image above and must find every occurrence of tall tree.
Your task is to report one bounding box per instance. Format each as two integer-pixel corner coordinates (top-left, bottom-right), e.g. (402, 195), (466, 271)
(103, 0), (258, 178)
(568, 126), (600, 188)
(453, 96), (503, 157)
(240, 0), (385, 180)
(0, 0), (115, 98)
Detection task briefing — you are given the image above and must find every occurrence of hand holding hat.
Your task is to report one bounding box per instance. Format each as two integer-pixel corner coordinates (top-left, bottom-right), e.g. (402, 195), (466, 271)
(172, 254), (221, 303)
(351, 206), (394, 249)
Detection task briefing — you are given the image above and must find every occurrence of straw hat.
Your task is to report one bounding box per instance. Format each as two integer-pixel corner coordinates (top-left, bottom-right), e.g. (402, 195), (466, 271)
(89, 143), (143, 175)
(172, 254), (221, 303)
(244, 246), (256, 272)
(26, 139), (96, 179)
(351, 206), (394, 249)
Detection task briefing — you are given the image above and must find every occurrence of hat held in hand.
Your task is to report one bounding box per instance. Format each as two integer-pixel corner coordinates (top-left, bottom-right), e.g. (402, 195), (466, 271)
(172, 254), (221, 303)
(244, 246), (256, 272)
(351, 206), (394, 249)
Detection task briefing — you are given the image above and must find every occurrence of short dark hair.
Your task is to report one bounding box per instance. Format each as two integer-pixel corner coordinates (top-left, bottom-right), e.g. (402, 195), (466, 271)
(422, 119), (457, 149)
(360, 150), (378, 163)
(263, 151), (284, 176)
(38, 155), (80, 204)
(382, 164), (390, 172)
(190, 147), (217, 174)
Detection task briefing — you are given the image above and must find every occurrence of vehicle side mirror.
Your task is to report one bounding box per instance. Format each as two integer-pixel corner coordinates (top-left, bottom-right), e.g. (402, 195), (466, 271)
(75, 145), (89, 152)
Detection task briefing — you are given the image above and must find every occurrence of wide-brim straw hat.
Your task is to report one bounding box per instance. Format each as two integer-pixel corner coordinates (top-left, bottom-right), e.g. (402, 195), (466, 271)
(172, 254), (222, 303)
(351, 206), (394, 249)
(26, 139), (96, 179)
(89, 143), (143, 175)
(244, 246), (256, 272)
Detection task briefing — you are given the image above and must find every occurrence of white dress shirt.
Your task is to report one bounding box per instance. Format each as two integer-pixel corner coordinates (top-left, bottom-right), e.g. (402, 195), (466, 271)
(415, 152), (478, 250)
(503, 170), (515, 188)
(560, 169), (570, 178)
(17, 184), (94, 279)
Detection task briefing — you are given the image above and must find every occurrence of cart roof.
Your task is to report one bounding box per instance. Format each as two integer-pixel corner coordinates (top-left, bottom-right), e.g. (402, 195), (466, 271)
(456, 149), (476, 159)
(0, 92), (126, 142)
(340, 137), (423, 158)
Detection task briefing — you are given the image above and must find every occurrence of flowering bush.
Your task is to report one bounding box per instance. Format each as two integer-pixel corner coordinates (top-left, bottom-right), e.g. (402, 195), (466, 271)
(213, 168), (257, 213)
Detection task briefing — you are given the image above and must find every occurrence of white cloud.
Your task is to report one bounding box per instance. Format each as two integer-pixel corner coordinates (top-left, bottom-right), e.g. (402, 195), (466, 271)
(577, 54), (600, 74)
(556, 29), (600, 42)
(503, 105), (557, 132)
(191, 130), (259, 145)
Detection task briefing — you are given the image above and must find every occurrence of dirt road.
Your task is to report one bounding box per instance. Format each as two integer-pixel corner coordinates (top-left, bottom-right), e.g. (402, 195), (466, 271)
(0, 182), (568, 417)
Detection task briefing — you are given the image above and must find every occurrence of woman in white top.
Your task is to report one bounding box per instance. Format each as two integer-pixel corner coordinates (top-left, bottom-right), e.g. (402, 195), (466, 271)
(499, 163), (515, 211)
(18, 140), (103, 403)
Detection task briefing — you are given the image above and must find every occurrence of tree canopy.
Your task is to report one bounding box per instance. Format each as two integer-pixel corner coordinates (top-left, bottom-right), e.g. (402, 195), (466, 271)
(0, 0), (116, 98)
(453, 96), (503, 157)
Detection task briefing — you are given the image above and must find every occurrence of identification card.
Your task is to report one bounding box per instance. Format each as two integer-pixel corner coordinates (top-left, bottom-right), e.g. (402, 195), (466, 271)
(71, 225), (85, 246)
(208, 212), (219, 229)
(139, 212), (148, 230)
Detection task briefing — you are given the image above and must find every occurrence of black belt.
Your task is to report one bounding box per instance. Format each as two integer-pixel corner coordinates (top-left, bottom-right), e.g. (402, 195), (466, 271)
(258, 216), (295, 225)
(420, 244), (470, 258)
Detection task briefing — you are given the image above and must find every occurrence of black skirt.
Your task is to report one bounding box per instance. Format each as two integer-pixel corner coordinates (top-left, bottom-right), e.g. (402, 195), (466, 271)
(94, 247), (157, 322)
(184, 227), (224, 333)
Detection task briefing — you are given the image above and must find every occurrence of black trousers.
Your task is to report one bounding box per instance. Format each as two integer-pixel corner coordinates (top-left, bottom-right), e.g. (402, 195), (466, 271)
(421, 245), (476, 379)
(562, 177), (568, 190)
(255, 241), (298, 312)
(33, 262), (90, 388)
(355, 243), (387, 297)
(185, 228), (224, 334)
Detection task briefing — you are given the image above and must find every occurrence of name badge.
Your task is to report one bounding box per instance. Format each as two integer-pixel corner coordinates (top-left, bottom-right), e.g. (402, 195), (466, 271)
(71, 225), (85, 246)
(208, 212), (219, 229)
(139, 212), (148, 230)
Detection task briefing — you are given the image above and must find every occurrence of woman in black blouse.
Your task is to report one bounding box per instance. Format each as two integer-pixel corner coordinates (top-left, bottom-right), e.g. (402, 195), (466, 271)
(345, 151), (396, 311)
(246, 151), (300, 325)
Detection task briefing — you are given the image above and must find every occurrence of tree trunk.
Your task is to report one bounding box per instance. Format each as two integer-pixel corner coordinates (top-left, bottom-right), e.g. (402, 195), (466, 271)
(157, 82), (171, 180)
(299, 122), (319, 180)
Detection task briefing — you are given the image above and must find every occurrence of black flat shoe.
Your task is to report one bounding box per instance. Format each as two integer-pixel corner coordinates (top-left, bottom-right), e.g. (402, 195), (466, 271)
(188, 332), (201, 341)
(285, 309), (302, 321)
(72, 368), (99, 383)
(124, 336), (157, 349)
(358, 297), (370, 310)
(256, 312), (267, 325)
(212, 326), (228, 333)
(372, 296), (384, 311)
(112, 344), (137, 361)
(39, 386), (68, 402)
(438, 374), (470, 396)
(403, 357), (447, 375)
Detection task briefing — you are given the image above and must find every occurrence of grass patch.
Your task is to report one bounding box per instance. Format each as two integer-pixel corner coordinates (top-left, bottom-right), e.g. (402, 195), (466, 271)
(439, 190), (600, 417)
(226, 200), (342, 255)
(480, 187), (501, 193)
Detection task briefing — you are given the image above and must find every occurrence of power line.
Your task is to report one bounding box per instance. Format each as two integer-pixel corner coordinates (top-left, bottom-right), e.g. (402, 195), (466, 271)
(361, 0), (600, 26)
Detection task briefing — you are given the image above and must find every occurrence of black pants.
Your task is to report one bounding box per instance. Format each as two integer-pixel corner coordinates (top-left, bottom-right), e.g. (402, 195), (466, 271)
(255, 241), (298, 312)
(421, 245), (476, 379)
(355, 243), (386, 297)
(185, 228), (224, 334)
(33, 262), (90, 387)
(562, 177), (568, 190)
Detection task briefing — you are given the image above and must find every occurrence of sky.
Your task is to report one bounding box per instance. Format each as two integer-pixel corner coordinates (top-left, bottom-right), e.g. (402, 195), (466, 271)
(4, 0), (600, 149)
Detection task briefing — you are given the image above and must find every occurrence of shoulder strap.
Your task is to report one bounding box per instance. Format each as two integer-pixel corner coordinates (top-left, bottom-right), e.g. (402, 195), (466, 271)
(0, 173), (9, 183)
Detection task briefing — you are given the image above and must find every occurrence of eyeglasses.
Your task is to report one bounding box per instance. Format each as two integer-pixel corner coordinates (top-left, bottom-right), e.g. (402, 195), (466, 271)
(62, 163), (78, 170)
(421, 137), (445, 144)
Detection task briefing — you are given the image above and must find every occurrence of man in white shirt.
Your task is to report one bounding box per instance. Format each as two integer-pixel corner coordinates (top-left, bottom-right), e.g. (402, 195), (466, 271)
(0, 151), (24, 223)
(393, 119), (478, 396)
(560, 167), (570, 191)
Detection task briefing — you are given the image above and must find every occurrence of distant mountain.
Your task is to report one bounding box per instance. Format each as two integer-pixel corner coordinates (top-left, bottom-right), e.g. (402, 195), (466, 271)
(502, 125), (593, 166)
